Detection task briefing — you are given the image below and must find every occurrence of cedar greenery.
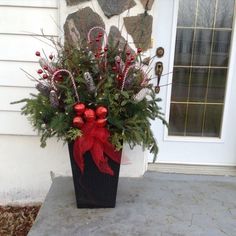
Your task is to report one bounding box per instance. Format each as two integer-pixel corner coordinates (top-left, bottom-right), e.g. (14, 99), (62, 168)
(13, 29), (167, 161)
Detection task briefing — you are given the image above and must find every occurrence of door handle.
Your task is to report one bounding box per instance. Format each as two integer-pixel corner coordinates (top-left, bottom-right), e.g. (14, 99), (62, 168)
(155, 61), (163, 93)
(155, 61), (163, 84)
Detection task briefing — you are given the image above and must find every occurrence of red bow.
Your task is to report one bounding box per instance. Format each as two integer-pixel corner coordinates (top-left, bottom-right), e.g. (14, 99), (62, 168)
(73, 121), (121, 176)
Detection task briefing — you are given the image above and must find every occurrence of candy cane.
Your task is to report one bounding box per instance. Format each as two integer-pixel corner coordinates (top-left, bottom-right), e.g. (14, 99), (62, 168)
(51, 69), (80, 102)
(87, 26), (108, 69)
(87, 26), (108, 46)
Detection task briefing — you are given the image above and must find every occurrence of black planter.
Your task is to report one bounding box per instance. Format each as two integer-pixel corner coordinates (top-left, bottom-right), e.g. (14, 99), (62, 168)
(68, 142), (121, 208)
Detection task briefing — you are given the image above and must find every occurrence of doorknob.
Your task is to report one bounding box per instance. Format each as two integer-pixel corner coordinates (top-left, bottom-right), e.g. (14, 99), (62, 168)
(156, 47), (165, 58)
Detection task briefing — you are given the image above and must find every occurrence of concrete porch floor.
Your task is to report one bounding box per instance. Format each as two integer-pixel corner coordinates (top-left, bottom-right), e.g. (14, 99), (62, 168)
(29, 172), (236, 236)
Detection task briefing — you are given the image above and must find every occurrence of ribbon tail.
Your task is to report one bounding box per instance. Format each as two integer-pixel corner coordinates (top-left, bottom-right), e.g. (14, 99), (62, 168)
(90, 141), (114, 176)
(103, 141), (122, 164)
(73, 136), (94, 174)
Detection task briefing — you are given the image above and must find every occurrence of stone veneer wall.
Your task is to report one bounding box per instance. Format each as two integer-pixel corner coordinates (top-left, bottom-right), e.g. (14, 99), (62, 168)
(63, 0), (155, 52)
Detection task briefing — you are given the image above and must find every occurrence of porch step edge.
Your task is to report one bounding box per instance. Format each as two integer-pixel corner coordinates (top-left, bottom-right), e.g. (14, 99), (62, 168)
(148, 163), (236, 176)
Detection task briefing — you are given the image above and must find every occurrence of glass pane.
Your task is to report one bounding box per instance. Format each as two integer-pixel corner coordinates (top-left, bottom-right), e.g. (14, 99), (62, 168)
(174, 29), (194, 65)
(203, 105), (223, 137)
(186, 104), (204, 136)
(178, 0), (197, 27)
(171, 68), (190, 102)
(189, 68), (208, 102)
(197, 0), (216, 28)
(216, 0), (235, 28)
(193, 29), (212, 66)
(207, 69), (227, 103)
(211, 30), (231, 66)
(169, 104), (187, 136)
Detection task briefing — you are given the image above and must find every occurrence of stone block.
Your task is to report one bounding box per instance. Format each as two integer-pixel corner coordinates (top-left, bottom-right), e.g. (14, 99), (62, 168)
(108, 26), (135, 54)
(97, 0), (136, 18)
(124, 13), (153, 51)
(66, 0), (90, 6)
(64, 7), (105, 46)
(140, 0), (154, 10)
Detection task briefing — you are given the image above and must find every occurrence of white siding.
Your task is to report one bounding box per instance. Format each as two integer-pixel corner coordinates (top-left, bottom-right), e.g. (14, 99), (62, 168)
(0, 61), (37, 87)
(0, 0), (57, 8)
(0, 35), (56, 62)
(0, 87), (36, 111)
(0, 1), (58, 136)
(0, 0), (62, 204)
(0, 7), (58, 35)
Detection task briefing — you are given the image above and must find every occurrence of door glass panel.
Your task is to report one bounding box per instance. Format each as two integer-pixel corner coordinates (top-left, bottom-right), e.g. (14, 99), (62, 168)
(189, 68), (208, 102)
(186, 104), (204, 136)
(171, 68), (189, 102)
(177, 0), (197, 27)
(169, 103), (187, 136)
(169, 0), (235, 137)
(197, 0), (216, 28)
(216, 0), (235, 28)
(203, 105), (223, 136)
(192, 29), (212, 66)
(207, 68), (227, 103)
(211, 30), (231, 66)
(174, 29), (194, 65)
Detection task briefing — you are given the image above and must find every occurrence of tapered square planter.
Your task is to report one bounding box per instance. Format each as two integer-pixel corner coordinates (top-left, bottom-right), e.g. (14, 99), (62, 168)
(68, 142), (121, 208)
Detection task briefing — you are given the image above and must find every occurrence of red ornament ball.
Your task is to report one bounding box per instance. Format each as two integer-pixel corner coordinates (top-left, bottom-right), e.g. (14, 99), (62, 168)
(84, 109), (96, 121)
(96, 118), (107, 128)
(104, 47), (108, 52)
(96, 106), (108, 118)
(74, 103), (86, 115)
(49, 54), (53, 60)
(35, 51), (40, 57)
(73, 116), (84, 128)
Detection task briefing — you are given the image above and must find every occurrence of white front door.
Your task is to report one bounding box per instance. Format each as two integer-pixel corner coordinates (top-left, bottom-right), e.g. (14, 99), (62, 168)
(149, 0), (236, 166)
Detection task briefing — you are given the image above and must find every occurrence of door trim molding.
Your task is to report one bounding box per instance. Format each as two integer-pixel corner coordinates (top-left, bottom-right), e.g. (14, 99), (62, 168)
(163, 0), (179, 141)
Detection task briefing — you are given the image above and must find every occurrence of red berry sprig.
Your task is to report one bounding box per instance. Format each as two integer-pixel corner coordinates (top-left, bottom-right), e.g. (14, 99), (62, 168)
(37, 69), (43, 74)
(137, 48), (142, 53)
(43, 74), (48, 79)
